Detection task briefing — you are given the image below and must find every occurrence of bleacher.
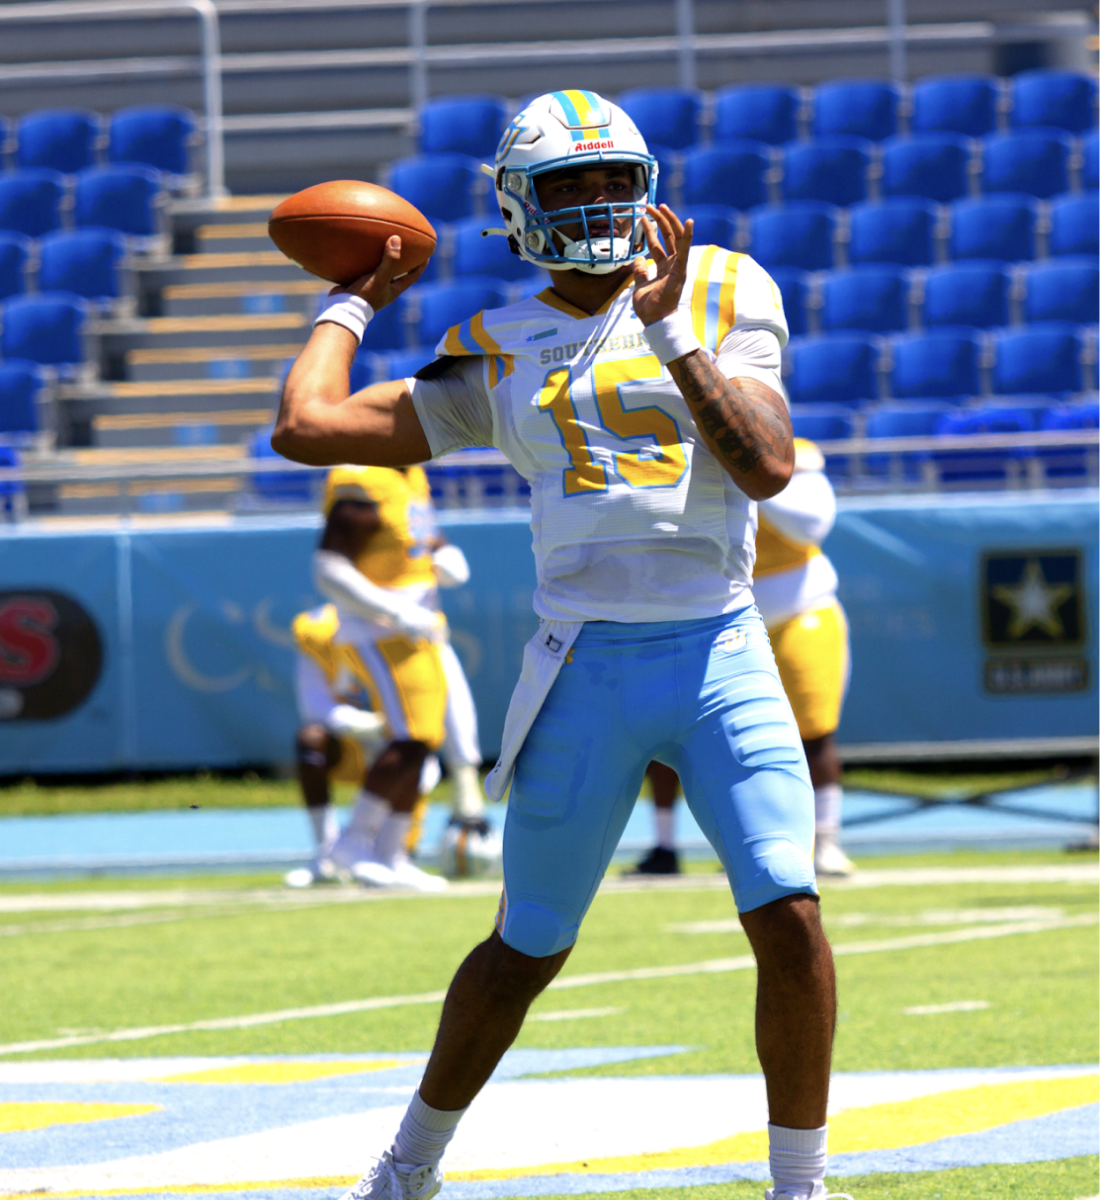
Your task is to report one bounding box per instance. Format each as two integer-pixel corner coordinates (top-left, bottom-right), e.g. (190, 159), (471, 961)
(0, 60), (1097, 515)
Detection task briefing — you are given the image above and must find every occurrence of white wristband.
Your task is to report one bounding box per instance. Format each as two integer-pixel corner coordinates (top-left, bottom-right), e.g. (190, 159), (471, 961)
(643, 310), (704, 365)
(314, 293), (374, 343)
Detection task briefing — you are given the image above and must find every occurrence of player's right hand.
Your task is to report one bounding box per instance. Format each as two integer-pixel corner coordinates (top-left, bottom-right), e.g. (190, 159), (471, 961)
(331, 235), (428, 313)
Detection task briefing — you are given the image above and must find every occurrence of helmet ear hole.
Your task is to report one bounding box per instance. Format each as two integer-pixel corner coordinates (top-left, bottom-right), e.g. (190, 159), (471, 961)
(506, 234), (521, 257)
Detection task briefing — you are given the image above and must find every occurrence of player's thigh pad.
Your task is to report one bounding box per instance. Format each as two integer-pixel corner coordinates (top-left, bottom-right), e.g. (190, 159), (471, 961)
(768, 601), (850, 742)
(673, 610), (817, 913)
(499, 632), (653, 958)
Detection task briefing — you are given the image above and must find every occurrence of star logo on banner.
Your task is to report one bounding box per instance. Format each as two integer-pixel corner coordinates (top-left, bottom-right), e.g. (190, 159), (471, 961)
(990, 558), (1075, 639)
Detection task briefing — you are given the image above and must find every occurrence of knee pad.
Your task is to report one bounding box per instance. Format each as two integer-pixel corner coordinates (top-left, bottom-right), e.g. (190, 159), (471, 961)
(498, 897), (579, 959)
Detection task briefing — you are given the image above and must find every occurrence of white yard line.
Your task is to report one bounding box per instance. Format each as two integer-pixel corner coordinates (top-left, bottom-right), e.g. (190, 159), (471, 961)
(0, 862), (1095, 916)
(904, 1000), (992, 1015)
(0, 913), (1095, 1059)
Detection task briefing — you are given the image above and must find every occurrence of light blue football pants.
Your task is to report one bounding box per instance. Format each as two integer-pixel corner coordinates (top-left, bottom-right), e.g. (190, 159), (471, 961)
(497, 606), (818, 958)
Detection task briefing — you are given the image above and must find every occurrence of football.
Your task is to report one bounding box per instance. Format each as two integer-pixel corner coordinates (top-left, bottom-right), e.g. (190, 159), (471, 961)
(267, 180), (437, 285)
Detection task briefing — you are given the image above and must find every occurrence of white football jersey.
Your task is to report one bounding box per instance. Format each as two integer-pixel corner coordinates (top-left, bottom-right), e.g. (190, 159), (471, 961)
(409, 245), (789, 623)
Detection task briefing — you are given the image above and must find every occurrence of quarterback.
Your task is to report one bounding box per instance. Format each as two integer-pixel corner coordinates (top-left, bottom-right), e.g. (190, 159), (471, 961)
(274, 91), (845, 1200)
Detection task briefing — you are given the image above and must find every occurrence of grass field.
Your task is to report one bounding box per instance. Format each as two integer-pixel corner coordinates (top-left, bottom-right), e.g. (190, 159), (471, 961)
(0, 844), (1097, 1200)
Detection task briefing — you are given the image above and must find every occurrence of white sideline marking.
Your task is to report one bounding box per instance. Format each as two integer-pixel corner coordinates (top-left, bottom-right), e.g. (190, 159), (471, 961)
(527, 1007), (623, 1023)
(904, 1000), (992, 1015)
(0, 862), (1095, 916)
(0, 912), (1095, 1059)
(666, 905), (1068, 934)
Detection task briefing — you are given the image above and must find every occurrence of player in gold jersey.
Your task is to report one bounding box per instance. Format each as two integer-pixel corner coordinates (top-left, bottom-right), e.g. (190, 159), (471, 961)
(314, 465), (493, 890)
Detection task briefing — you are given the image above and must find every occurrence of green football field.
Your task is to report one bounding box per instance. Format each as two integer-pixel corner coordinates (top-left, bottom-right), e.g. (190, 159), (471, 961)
(0, 847), (1097, 1200)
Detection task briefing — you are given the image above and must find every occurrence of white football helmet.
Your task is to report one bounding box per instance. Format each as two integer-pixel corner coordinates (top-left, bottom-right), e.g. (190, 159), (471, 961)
(494, 89), (657, 274)
(436, 816), (503, 879)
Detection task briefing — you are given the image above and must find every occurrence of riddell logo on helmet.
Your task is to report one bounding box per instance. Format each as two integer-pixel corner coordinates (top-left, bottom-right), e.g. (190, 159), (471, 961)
(572, 139), (615, 151)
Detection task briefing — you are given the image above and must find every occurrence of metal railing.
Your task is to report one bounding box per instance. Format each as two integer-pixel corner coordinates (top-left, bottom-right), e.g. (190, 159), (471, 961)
(0, 0), (226, 201)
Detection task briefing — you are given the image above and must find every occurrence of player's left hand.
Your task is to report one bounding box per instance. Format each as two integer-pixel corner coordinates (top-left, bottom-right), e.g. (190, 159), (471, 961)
(631, 204), (694, 327)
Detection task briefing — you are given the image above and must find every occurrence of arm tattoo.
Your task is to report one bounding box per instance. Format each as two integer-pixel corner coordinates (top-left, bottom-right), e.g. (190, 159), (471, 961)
(669, 351), (792, 485)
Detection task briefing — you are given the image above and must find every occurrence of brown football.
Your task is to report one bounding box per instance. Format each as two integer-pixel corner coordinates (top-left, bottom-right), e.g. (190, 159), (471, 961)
(267, 180), (437, 285)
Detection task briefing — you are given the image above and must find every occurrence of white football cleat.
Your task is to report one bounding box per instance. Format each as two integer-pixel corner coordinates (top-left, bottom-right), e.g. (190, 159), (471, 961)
(391, 858), (448, 892)
(330, 827), (376, 876)
(814, 834), (855, 878)
(339, 1151), (442, 1200)
(283, 857), (339, 889)
(352, 859), (398, 888)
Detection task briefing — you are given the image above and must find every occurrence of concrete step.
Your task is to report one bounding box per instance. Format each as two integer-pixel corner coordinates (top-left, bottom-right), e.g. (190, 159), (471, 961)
(161, 279), (326, 317)
(126, 343), (303, 381)
(98, 314), (309, 366)
(86, 377), (280, 415)
(195, 221), (277, 255)
(138, 252), (313, 293)
(92, 406), (274, 448)
(56, 475), (242, 518)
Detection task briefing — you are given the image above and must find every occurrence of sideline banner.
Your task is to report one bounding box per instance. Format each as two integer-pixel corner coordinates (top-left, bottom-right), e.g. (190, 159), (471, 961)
(0, 492), (1096, 773)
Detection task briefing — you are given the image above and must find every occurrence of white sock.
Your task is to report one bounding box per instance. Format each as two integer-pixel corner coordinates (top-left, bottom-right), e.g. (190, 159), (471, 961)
(346, 790), (389, 840)
(814, 783), (843, 836)
(392, 1088), (467, 1168)
(654, 806), (676, 850)
(307, 805), (331, 849)
(374, 812), (412, 867)
(450, 762), (486, 820)
(768, 1123), (827, 1198)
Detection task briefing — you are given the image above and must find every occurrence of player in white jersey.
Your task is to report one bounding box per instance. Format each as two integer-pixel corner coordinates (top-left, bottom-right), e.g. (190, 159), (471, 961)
(273, 90), (846, 1200)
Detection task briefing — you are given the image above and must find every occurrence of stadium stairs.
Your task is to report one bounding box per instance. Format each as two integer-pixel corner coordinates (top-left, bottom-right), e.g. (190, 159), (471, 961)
(48, 197), (321, 518)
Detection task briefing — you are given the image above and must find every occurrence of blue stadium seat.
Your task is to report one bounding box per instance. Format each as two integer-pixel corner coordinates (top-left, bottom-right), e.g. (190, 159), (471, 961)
(74, 165), (163, 237)
(819, 266), (910, 334)
(679, 205), (738, 251)
(618, 88), (702, 151)
(1022, 258), (1099, 325)
(0, 293), (87, 370)
(789, 404), (854, 441)
(38, 228), (128, 307)
(1049, 193), (1098, 260)
(922, 262), (1010, 329)
(404, 278), (510, 347)
(353, 295), (406, 352)
(786, 334), (880, 406)
(812, 80), (900, 141)
(451, 217), (539, 281)
(420, 95), (508, 158)
(248, 428), (316, 502)
(1081, 128), (1099, 189)
(910, 75), (1000, 137)
(16, 109), (101, 173)
(782, 138), (871, 207)
(848, 199), (938, 266)
(0, 360), (45, 441)
(981, 129), (1072, 199)
(108, 106), (196, 178)
(748, 202), (837, 271)
(769, 267), (809, 337)
(714, 84), (801, 146)
(0, 169), (66, 237)
(991, 323), (1084, 395)
(682, 143), (771, 211)
(879, 134), (971, 204)
(890, 328), (981, 398)
(932, 404), (1038, 482)
(865, 400), (954, 478)
(1010, 70), (1098, 134)
(376, 346), (437, 382)
(949, 196), (1037, 262)
(1039, 398), (1100, 479)
(748, 205), (835, 273)
(0, 444), (24, 517)
(0, 233), (31, 301)
(388, 155), (485, 223)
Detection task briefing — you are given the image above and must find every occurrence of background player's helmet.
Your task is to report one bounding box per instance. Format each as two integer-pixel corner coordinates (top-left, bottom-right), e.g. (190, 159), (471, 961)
(436, 816), (503, 879)
(494, 90), (657, 274)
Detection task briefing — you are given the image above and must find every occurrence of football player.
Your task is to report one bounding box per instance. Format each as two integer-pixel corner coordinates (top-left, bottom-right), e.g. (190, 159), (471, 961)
(274, 90), (846, 1200)
(630, 439), (853, 878)
(754, 438), (853, 878)
(315, 465), (488, 891)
